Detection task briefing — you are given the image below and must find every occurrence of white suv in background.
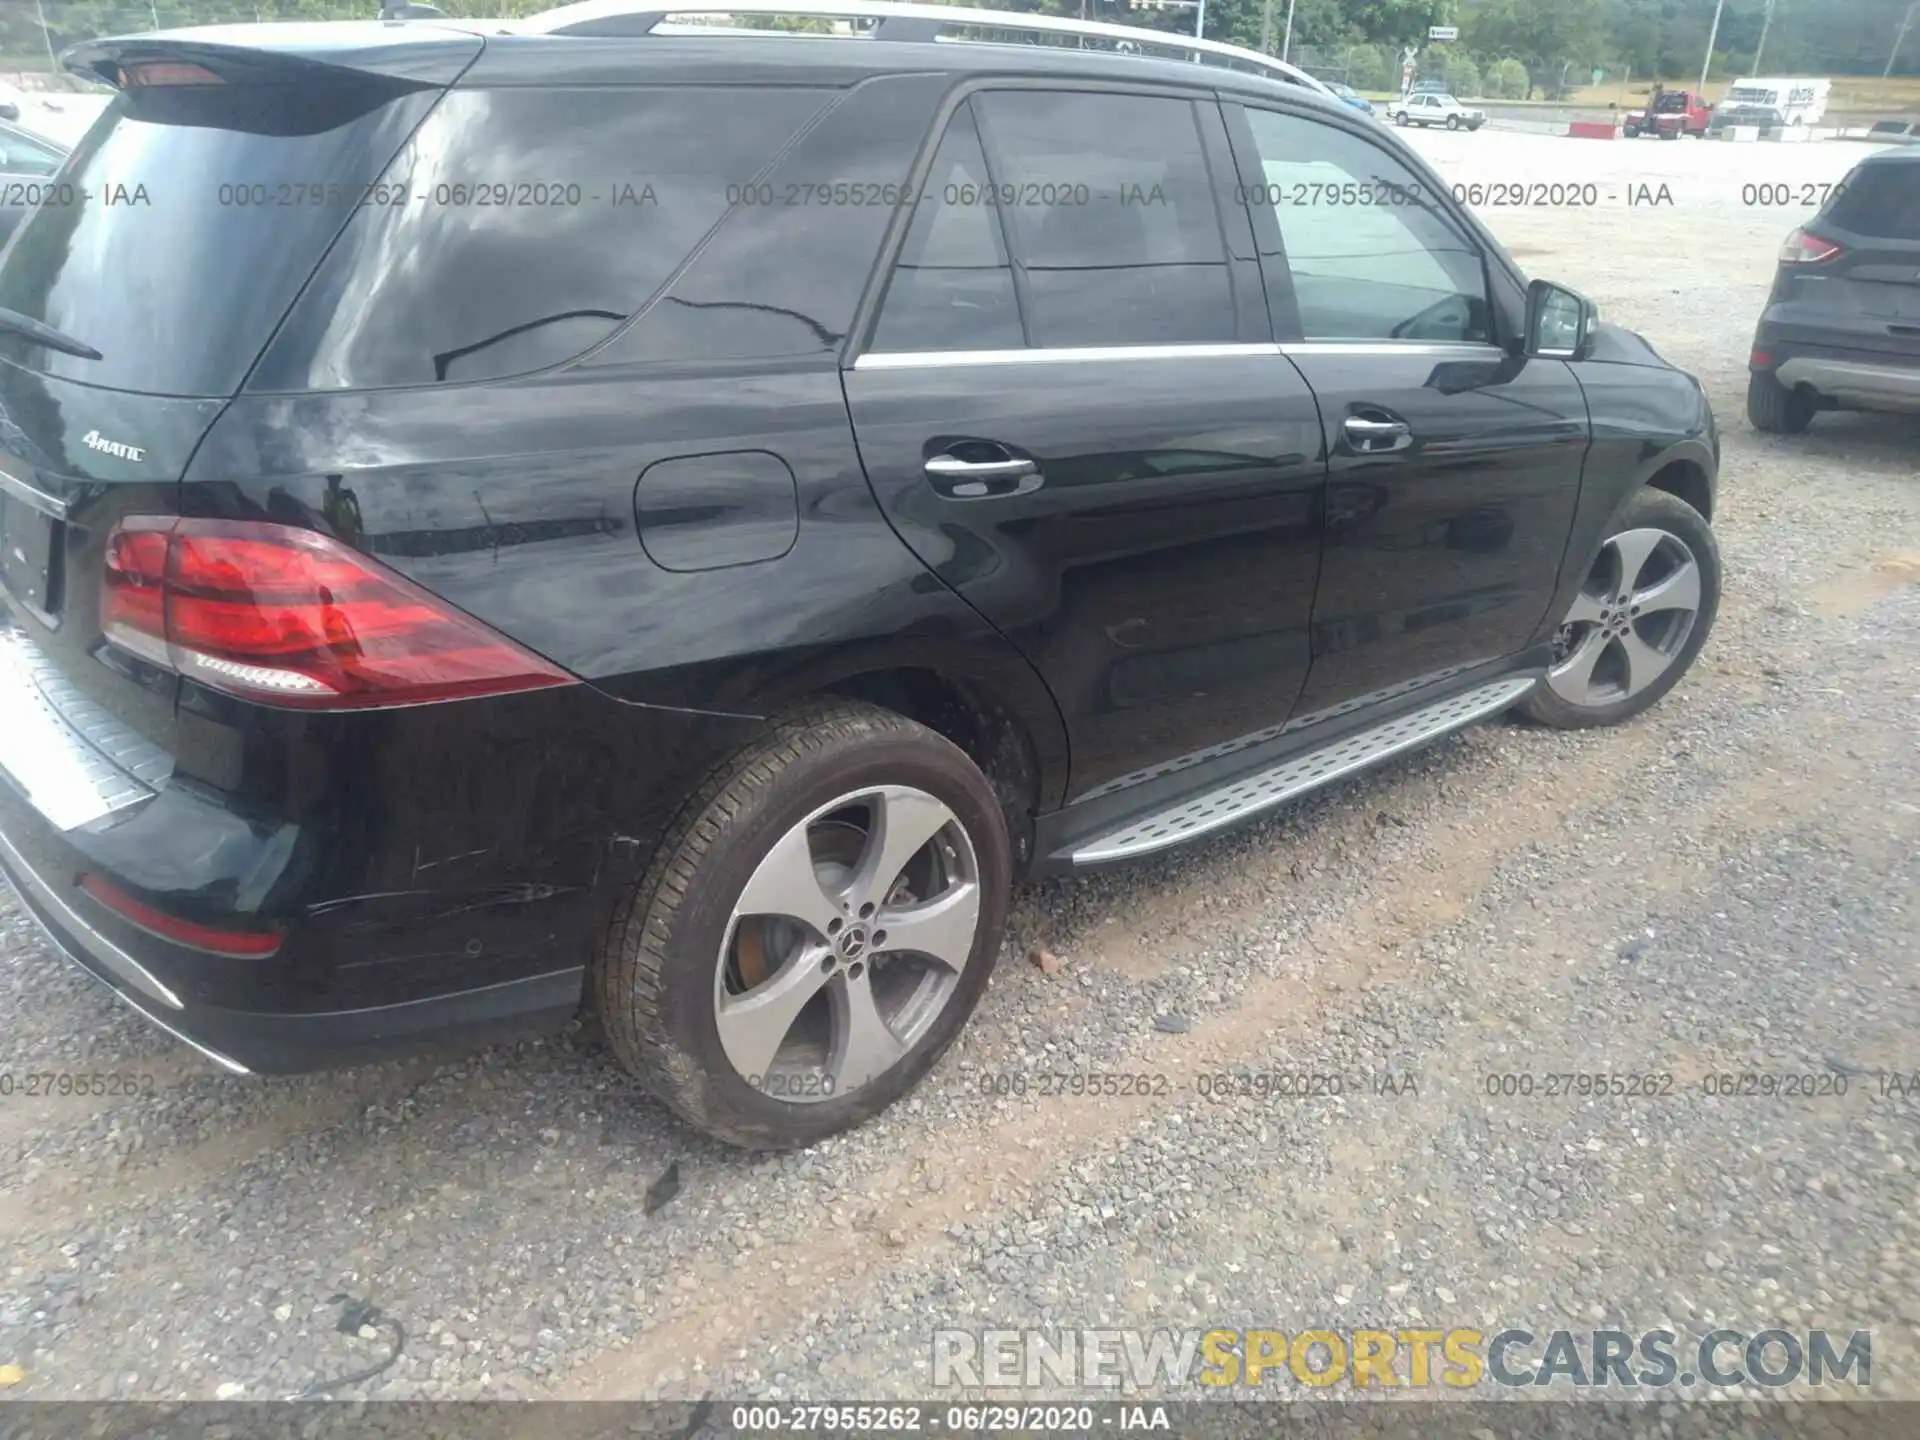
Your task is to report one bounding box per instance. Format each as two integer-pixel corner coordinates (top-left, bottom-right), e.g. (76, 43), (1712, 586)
(1387, 91), (1487, 130)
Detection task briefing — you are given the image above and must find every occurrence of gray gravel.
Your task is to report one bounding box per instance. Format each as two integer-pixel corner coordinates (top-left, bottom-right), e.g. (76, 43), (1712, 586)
(2, 130), (1918, 1407)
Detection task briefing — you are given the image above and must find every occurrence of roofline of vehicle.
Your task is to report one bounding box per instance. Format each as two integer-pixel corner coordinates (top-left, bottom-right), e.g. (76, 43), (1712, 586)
(514, 0), (1333, 95)
(61, 21), (490, 89)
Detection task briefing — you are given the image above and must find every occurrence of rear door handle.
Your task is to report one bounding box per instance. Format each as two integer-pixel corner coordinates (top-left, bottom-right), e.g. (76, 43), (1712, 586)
(923, 452), (1043, 499)
(1342, 416), (1414, 454)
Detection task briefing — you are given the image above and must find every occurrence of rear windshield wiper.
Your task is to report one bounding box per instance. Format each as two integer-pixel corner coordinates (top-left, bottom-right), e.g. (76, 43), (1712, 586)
(0, 306), (103, 362)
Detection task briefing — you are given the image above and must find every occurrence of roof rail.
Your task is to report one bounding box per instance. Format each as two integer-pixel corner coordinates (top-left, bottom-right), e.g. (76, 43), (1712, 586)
(514, 0), (1333, 95)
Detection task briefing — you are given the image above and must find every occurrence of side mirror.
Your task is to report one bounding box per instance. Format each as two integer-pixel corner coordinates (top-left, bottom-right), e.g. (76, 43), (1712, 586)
(1524, 278), (1598, 360)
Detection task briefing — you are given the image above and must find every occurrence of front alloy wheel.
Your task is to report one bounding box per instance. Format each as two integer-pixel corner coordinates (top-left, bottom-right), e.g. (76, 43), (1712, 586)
(1547, 527), (1702, 708)
(1517, 486), (1721, 731)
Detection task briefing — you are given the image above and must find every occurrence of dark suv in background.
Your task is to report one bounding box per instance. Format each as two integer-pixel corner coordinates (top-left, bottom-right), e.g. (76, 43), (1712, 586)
(0, 2), (1720, 1149)
(1749, 149), (1920, 432)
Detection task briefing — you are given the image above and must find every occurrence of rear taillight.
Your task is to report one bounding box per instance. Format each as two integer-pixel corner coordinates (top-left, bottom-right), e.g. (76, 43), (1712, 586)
(101, 518), (573, 709)
(1778, 228), (1843, 265)
(117, 60), (225, 88)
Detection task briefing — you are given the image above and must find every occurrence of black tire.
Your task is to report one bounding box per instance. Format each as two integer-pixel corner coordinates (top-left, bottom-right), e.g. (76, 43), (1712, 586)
(595, 700), (1012, 1150)
(1394, 110), (1408, 126)
(1624, 124), (1641, 137)
(1517, 487), (1721, 731)
(1746, 370), (1816, 434)
(1446, 114), (1462, 130)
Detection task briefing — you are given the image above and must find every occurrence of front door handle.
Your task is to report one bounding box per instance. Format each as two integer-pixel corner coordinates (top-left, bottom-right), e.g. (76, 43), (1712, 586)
(924, 452), (1043, 499)
(1342, 416), (1414, 454)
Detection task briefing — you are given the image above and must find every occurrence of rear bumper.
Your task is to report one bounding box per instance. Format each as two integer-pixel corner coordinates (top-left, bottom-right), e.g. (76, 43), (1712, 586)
(0, 818), (584, 1074)
(1753, 313), (1920, 412)
(1773, 355), (1920, 410)
(0, 606), (750, 1075)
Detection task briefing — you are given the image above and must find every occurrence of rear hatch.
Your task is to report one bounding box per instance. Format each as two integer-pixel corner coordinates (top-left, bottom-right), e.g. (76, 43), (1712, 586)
(1774, 157), (1920, 362)
(0, 26), (470, 773)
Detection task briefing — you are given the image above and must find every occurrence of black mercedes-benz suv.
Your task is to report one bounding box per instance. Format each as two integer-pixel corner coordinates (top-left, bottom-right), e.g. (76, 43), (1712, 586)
(0, 2), (1720, 1148)
(1748, 148), (1920, 432)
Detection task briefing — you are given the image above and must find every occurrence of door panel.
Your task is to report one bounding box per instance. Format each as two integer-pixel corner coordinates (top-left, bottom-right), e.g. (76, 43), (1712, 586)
(1281, 345), (1588, 718)
(845, 86), (1326, 802)
(846, 353), (1326, 800)
(1224, 102), (1590, 720)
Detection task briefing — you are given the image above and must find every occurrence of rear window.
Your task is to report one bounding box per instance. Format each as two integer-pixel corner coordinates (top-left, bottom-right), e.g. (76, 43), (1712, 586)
(250, 86), (835, 391)
(1824, 162), (1920, 241)
(0, 81), (435, 397)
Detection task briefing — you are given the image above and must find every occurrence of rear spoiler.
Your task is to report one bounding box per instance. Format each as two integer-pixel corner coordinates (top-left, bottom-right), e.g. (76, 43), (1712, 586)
(63, 22), (484, 90)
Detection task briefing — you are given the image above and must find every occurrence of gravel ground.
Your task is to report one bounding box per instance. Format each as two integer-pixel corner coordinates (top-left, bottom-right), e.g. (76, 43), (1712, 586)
(2, 129), (1917, 1410)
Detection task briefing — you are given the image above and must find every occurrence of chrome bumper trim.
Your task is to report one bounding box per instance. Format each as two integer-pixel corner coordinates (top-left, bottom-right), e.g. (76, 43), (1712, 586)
(0, 626), (171, 832)
(105, 983), (251, 1076)
(0, 822), (185, 1010)
(1776, 356), (1920, 406)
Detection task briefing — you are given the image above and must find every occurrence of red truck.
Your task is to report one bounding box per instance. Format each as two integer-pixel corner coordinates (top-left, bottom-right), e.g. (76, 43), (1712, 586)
(1624, 88), (1712, 138)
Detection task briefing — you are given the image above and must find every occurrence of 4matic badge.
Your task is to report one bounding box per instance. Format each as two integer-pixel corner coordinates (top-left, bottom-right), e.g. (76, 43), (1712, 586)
(82, 430), (144, 462)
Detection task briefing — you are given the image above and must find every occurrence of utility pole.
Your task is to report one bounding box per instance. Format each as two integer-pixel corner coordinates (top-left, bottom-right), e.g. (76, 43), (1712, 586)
(1890, 0), (1919, 78)
(1281, 0), (1297, 62)
(1260, 0), (1273, 53)
(1195, 0), (1206, 39)
(1752, 0), (1777, 75)
(1699, 0), (1726, 90)
(33, 0), (58, 72)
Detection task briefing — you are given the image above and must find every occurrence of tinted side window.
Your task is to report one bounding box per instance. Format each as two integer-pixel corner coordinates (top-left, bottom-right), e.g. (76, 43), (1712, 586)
(869, 103), (1023, 354)
(250, 87), (834, 392)
(1242, 107), (1489, 343)
(0, 130), (63, 176)
(973, 90), (1237, 347)
(0, 84), (434, 397)
(1824, 163), (1920, 240)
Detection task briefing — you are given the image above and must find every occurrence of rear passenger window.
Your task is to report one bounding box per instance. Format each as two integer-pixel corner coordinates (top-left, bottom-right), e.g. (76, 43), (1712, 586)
(974, 91), (1237, 347)
(1824, 163), (1920, 240)
(1240, 107), (1489, 344)
(250, 87), (833, 391)
(869, 104), (1024, 354)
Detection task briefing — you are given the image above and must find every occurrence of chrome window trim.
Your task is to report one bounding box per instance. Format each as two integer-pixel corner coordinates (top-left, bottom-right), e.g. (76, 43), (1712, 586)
(1284, 340), (1509, 357)
(854, 342), (1284, 370)
(854, 339), (1510, 369)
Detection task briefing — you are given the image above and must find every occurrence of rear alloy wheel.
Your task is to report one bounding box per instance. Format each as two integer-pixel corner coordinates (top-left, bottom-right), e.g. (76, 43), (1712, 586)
(596, 701), (1010, 1149)
(1746, 370), (1817, 434)
(1519, 488), (1720, 730)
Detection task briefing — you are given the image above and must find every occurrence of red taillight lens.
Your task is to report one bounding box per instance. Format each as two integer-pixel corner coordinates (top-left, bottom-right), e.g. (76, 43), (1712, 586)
(79, 873), (282, 957)
(101, 518), (573, 709)
(118, 60), (225, 88)
(1779, 228), (1843, 265)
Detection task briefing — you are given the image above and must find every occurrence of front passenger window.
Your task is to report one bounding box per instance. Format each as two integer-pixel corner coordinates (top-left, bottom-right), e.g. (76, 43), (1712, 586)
(1242, 107), (1490, 344)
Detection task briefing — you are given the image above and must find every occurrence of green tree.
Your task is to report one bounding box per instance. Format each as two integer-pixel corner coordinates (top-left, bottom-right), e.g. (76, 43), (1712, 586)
(1465, 0), (1607, 96)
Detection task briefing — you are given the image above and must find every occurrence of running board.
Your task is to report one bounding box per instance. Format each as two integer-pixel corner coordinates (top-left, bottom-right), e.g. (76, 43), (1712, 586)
(1067, 675), (1539, 865)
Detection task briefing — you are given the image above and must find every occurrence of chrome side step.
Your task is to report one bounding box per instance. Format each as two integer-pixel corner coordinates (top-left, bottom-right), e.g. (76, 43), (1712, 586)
(1068, 675), (1539, 865)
